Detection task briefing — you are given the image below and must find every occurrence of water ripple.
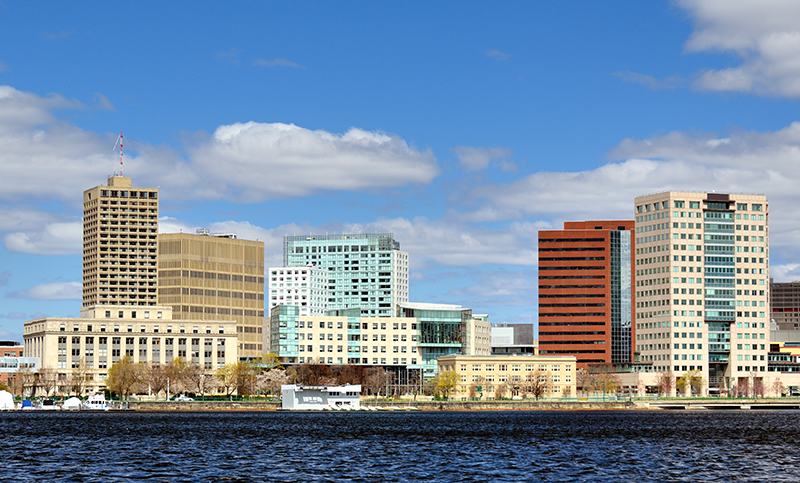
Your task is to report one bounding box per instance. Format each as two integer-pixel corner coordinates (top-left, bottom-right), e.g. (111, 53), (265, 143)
(2, 410), (800, 481)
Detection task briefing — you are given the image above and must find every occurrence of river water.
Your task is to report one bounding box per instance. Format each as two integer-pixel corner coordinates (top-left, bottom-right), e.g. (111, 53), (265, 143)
(2, 410), (798, 482)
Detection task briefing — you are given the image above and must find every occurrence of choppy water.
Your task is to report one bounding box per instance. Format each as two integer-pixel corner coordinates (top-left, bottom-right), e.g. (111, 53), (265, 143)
(2, 410), (799, 482)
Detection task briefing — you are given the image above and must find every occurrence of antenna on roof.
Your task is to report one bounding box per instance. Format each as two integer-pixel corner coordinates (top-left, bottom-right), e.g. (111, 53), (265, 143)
(112, 130), (124, 176)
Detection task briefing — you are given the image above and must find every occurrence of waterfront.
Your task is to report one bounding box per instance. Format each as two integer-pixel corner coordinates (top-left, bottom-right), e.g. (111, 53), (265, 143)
(2, 410), (799, 482)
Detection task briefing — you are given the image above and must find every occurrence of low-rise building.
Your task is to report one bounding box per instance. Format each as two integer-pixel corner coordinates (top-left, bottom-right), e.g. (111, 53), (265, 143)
(437, 354), (577, 399)
(281, 384), (361, 410)
(23, 305), (238, 395)
(0, 341), (38, 394)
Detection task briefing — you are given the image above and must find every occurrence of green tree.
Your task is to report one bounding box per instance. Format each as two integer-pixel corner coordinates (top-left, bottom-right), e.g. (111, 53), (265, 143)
(107, 355), (144, 400)
(215, 363), (238, 397)
(434, 370), (460, 400)
(676, 370), (704, 396)
(0, 380), (8, 392)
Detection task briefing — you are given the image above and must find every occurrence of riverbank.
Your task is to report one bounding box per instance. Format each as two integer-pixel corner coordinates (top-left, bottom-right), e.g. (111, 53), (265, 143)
(128, 399), (636, 411)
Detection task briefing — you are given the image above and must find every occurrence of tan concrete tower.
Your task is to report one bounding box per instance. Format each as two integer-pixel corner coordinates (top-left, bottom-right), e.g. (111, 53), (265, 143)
(82, 176), (159, 307)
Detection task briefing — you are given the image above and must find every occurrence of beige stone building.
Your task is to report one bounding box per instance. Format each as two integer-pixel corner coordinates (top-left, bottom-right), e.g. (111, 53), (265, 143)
(82, 176), (159, 307)
(157, 231), (265, 360)
(23, 305), (238, 395)
(633, 191), (769, 395)
(296, 315), (422, 367)
(438, 354), (578, 399)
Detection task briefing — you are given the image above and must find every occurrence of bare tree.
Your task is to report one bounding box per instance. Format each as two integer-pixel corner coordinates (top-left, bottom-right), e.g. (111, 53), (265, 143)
(68, 358), (90, 396)
(182, 361), (215, 396)
(467, 375), (485, 399)
(365, 368), (391, 399)
(655, 371), (673, 397)
(771, 378), (786, 398)
(144, 363), (170, 399)
(576, 368), (595, 396)
(523, 368), (552, 400)
(37, 367), (59, 397)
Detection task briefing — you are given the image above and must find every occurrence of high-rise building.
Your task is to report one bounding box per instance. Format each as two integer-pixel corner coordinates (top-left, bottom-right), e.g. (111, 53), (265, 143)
(633, 191), (769, 395)
(769, 279), (800, 331)
(82, 176), (159, 307)
(538, 221), (635, 369)
(280, 233), (409, 317)
(157, 231), (265, 360)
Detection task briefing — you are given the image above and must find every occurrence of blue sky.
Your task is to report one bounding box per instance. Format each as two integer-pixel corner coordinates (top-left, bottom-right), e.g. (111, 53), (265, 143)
(3, 1), (800, 341)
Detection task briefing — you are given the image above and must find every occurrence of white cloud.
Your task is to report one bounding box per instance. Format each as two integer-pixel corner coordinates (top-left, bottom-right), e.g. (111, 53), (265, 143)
(771, 263), (800, 282)
(3, 221), (82, 255)
(7, 281), (80, 300)
(463, 121), (800, 266)
(0, 87), (439, 206)
(679, 0), (800, 97)
(184, 122), (439, 202)
(158, 216), (544, 271)
(453, 146), (515, 172)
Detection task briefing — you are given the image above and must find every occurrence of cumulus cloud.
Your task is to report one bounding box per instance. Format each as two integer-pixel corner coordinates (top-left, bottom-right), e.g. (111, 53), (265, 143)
(0, 87), (439, 205)
(159, 216), (544, 271)
(771, 264), (800, 282)
(253, 58), (304, 68)
(448, 268), (538, 307)
(453, 146), (515, 172)
(7, 281), (81, 300)
(185, 122), (439, 202)
(4, 221), (82, 255)
(464, 122), (800, 268)
(679, 0), (800, 97)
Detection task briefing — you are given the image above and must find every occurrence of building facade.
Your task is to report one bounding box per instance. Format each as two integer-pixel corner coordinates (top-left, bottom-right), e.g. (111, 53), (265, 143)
(157, 231), (265, 360)
(281, 233), (409, 317)
(82, 176), (159, 307)
(23, 305), (238, 395)
(437, 354), (577, 399)
(0, 341), (37, 391)
(633, 191), (769, 395)
(770, 279), (800, 331)
(491, 323), (537, 356)
(270, 302), (491, 377)
(268, 265), (329, 317)
(538, 221), (635, 369)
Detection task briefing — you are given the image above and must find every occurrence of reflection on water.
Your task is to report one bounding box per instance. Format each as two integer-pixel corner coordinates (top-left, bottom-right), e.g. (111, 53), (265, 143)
(2, 410), (799, 482)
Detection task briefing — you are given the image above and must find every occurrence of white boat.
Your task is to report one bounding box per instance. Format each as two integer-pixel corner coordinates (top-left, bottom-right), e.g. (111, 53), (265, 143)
(39, 399), (60, 410)
(83, 393), (111, 411)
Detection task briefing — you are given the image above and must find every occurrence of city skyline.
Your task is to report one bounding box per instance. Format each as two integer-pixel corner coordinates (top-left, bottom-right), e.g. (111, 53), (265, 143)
(3, 2), (800, 340)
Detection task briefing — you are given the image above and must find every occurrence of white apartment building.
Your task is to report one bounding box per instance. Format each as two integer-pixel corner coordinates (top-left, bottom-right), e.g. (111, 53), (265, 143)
(268, 265), (329, 316)
(281, 233), (409, 317)
(633, 191), (768, 395)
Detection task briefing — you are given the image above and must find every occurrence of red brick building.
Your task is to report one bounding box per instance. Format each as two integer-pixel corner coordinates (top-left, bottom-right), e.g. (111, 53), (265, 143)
(538, 221), (635, 369)
(0, 341), (24, 388)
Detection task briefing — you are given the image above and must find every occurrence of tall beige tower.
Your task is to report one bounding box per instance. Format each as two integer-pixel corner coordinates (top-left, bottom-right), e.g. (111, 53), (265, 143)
(633, 191), (768, 396)
(157, 231), (265, 360)
(82, 176), (159, 307)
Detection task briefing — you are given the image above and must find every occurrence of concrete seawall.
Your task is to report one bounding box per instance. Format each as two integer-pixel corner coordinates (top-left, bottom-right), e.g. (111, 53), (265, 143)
(128, 400), (635, 411)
